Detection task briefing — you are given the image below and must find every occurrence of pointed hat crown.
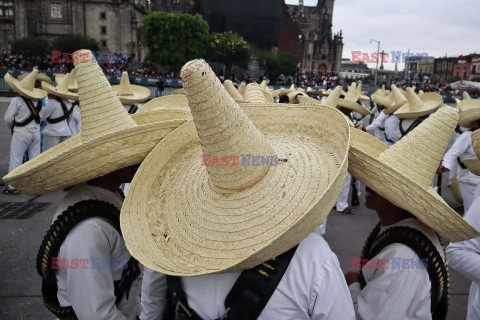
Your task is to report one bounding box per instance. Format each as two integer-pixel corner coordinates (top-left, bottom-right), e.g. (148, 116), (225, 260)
(244, 83), (268, 104)
(20, 69), (39, 91)
(117, 71), (134, 96)
(323, 86), (343, 108)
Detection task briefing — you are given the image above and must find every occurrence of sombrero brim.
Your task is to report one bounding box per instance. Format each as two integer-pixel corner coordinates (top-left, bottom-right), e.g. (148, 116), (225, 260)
(18, 72), (52, 84)
(131, 109), (192, 125)
(473, 129), (480, 158)
(348, 128), (479, 242)
(358, 94), (370, 101)
(450, 171), (464, 204)
(55, 74), (78, 92)
(338, 99), (371, 115)
(458, 100), (480, 127)
(121, 104), (350, 276)
(41, 81), (79, 101)
(464, 158), (480, 176)
(112, 84), (151, 104)
(3, 120), (186, 196)
(394, 93), (442, 119)
(4, 73), (47, 100)
(138, 95), (190, 114)
(169, 88), (186, 95)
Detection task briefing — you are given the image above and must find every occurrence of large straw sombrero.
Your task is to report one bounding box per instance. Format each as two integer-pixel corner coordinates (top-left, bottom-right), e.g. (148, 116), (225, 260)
(4, 69), (47, 100)
(3, 50), (186, 196)
(55, 69), (78, 92)
(244, 83), (268, 104)
(473, 129), (480, 158)
(450, 171), (465, 204)
(349, 106), (479, 242)
(169, 88), (186, 95)
(356, 84), (370, 101)
(374, 85), (407, 115)
(237, 82), (246, 98)
(41, 73), (79, 101)
(18, 71), (52, 84)
(137, 95), (189, 114)
(394, 88), (443, 119)
(338, 83), (371, 115)
(112, 71), (150, 104)
(120, 59), (351, 276)
(224, 80), (245, 102)
(458, 99), (480, 128)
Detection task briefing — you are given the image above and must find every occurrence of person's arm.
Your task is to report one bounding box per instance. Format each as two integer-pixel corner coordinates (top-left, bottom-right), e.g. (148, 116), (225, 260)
(140, 267), (168, 320)
(39, 99), (54, 121)
(62, 222), (128, 320)
(384, 116), (400, 143)
(4, 98), (18, 129)
(442, 132), (469, 171)
(365, 112), (385, 132)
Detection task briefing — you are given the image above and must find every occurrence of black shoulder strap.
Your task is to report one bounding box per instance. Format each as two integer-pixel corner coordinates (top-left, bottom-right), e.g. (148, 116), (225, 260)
(166, 245), (298, 320)
(36, 200), (140, 319)
(127, 105), (138, 114)
(399, 118), (424, 137)
(359, 224), (449, 320)
(14, 96), (41, 127)
(47, 98), (72, 124)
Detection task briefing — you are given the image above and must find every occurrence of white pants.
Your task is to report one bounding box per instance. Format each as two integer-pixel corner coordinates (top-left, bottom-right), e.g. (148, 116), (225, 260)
(336, 173), (351, 212)
(459, 182), (477, 213)
(316, 219), (327, 236)
(8, 131), (41, 188)
(43, 135), (69, 152)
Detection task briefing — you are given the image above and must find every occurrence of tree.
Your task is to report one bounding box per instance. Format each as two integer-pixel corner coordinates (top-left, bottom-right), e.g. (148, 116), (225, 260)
(208, 31), (252, 76)
(51, 34), (99, 53)
(10, 37), (50, 56)
(142, 12), (209, 67)
(257, 51), (299, 80)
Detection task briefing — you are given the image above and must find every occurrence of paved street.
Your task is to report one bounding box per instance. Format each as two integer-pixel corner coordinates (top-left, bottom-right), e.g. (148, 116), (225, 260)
(0, 98), (472, 319)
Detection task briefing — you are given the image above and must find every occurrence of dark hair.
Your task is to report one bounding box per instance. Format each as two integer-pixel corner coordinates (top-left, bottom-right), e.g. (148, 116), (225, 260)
(279, 95), (289, 103)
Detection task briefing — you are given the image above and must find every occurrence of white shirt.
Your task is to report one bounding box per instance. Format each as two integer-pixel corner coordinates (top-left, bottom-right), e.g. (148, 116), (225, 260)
(40, 98), (71, 137)
(384, 114), (400, 146)
(4, 96), (41, 134)
(443, 131), (480, 185)
(68, 102), (82, 136)
(447, 196), (480, 320)
(349, 218), (444, 320)
(140, 233), (355, 320)
(366, 110), (388, 143)
(54, 183), (140, 320)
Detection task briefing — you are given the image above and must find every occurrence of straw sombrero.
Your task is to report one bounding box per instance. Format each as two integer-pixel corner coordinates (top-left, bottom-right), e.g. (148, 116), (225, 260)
(18, 71), (52, 84)
(338, 83), (371, 115)
(131, 108), (192, 126)
(450, 171), (465, 204)
(458, 99), (480, 128)
(464, 158), (480, 176)
(473, 129), (480, 158)
(306, 87), (315, 93)
(224, 80), (245, 102)
(120, 59), (351, 276)
(55, 69), (78, 92)
(238, 82), (246, 98)
(349, 106), (479, 242)
(394, 88), (443, 119)
(137, 95), (189, 114)
(4, 69), (48, 100)
(374, 85), (407, 115)
(463, 92), (472, 100)
(356, 84), (370, 101)
(112, 71), (150, 104)
(169, 88), (186, 95)
(3, 50), (186, 196)
(41, 73), (79, 101)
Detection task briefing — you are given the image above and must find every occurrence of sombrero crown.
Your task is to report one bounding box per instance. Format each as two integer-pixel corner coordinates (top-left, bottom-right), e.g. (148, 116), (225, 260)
(120, 59), (350, 276)
(4, 69), (47, 100)
(41, 73), (79, 101)
(112, 71), (151, 104)
(394, 88), (442, 119)
(3, 50), (185, 195)
(349, 107), (479, 242)
(338, 83), (371, 115)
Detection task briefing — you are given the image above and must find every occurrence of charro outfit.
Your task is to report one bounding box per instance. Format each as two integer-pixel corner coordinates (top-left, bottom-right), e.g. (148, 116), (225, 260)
(40, 98), (72, 150)
(366, 109), (387, 143)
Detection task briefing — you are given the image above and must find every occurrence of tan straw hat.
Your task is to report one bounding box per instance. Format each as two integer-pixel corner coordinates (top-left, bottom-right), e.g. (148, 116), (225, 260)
(464, 128), (480, 174)
(17, 71), (52, 84)
(120, 59), (351, 276)
(349, 106), (479, 242)
(4, 69), (47, 100)
(356, 83), (370, 101)
(458, 99), (480, 128)
(338, 83), (371, 115)
(306, 87), (315, 93)
(3, 50), (186, 196)
(55, 69), (78, 92)
(224, 80), (245, 102)
(473, 129), (480, 158)
(237, 82), (246, 98)
(131, 108), (192, 125)
(138, 95), (190, 113)
(169, 88), (186, 95)
(112, 71), (150, 104)
(463, 91), (472, 100)
(394, 88), (443, 119)
(41, 73), (79, 101)
(374, 85), (407, 115)
(243, 83), (268, 104)
(450, 171), (464, 203)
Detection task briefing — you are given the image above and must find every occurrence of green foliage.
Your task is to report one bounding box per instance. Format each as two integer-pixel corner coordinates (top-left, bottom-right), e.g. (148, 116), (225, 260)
(142, 12), (210, 66)
(257, 51), (299, 78)
(10, 37), (50, 56)
(209, 31), (252, 70)
(51, 34), (99, 53)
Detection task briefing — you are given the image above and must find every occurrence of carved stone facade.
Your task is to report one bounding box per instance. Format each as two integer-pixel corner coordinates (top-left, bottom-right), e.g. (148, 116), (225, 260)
(1, 0), (147, 58)
(149, 0), (196, 14)
(287, 0), (343, 73)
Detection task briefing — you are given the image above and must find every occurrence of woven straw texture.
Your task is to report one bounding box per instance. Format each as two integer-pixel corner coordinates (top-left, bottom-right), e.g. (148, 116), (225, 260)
(138, 95), (190, 114)
(112, 71), (150, 104)
(464, 158), (480, 176)
(473, 129), (480, 158)
(55, 69), (78, 92)
(131, 109), (192, 125)
(237, 82), (246, 98)
(394, 88), (442, 119)
(3, 49), (186, 195)
(244, 83), (268, 104)
(338, 83), (371, 115)
(374, 85), (407, 114)
(41, 73), (79, 101)
(121, 59), (350, 276)
(170, 88), (186, 95)
(4, 69), (47, 100)
(348, 107), (479, 242)
(224, 80), (244, 101)
(18, 71), (52, 84)
(458, 99), (480, 128)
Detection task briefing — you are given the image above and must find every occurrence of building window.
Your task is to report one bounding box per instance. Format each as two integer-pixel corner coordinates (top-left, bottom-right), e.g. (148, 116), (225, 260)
(100, 12), (106, 20)
(101, 26), (106, 35)
(101, 40), (107, 47)
(50, 3), (62, 19)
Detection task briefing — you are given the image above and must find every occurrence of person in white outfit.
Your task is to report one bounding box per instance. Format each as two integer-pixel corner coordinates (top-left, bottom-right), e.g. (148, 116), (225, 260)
(112, 71), (150, 115)
(3, 69), (47, 194)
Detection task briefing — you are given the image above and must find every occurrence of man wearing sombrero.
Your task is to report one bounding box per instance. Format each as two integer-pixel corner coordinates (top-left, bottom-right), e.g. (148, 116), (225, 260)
(113, 71), (151, 114)
(344, 107), (480, 319)
(39, 73), (79, 151)
(447, 128), (480, 320)
(126, 60), (356, 319)
(438, 98), (480, 212)
(3, 50), (186, 320)
(56, 69), (81, 137)
(3, 69), (47, 194)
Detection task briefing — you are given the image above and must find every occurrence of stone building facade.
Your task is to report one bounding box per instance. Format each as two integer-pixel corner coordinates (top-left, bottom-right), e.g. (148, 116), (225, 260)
(1, 0), (147, 58)
(286, 0), (343, 73)
(150, 0), (196, 13)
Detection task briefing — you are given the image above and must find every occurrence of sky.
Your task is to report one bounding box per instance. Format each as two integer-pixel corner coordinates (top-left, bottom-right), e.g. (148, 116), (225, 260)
(284, 0), (480, 70)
